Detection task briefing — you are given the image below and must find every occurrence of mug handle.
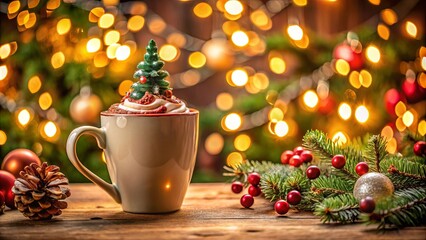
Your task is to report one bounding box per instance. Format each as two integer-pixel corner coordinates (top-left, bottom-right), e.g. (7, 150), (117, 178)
(66, 126), (121, 203)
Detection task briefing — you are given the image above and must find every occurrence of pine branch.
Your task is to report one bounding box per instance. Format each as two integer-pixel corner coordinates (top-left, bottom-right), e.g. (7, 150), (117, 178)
(314, 194), (360, 224)
(363, 135), (388, 172)
(311, 175), (354, 198)
(260, 170), (288, 202)
(223, 160), (286, 184)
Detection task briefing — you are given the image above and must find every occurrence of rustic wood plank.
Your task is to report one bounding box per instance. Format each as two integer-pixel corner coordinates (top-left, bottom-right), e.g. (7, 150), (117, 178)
(0, 183), (425, 240)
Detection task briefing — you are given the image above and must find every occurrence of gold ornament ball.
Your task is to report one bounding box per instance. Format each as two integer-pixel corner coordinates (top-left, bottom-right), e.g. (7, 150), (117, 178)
(353, 172), (394, 201)
(201, 39), (235, 70)
(69, 94), (102, 124)
(1, 149), (42, 178)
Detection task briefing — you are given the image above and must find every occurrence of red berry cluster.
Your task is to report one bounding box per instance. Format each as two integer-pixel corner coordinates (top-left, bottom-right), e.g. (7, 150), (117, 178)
(231, 172), (263, 208)
(280, 146), (313, 167)
(274, 190), (303, 215)
(331, 154), (371, 176)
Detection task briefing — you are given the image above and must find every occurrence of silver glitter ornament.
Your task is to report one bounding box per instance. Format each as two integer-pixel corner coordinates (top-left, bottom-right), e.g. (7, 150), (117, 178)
(353, 172), (394, 201)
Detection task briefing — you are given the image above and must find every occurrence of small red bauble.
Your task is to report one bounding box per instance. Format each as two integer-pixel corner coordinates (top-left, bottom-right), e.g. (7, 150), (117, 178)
(0, 191), (4, 207)
(286, 190), (302, 205)
(359, 196), (375, 213)
(139, 76), (147, 84)
(248, 172), (261, 186)
(384, 89), (402, 116)
(300, 150), (313, 163)
(1, 149), (41, 178)
(0, 170), (16, 209)
(413, 141), (426, 157)
(5, 190), (14, 209)
(331, 155), (346, 169)
(248, 185), (262, 197)
(231, 181), (244, 194)
(289, 155), (302, 167)
(306, 166), (321, 179)
(402, 79), (426, 103)
(293, 146), (304, 155)
(240, 194), (254, 208)
(280, 150), (294, 165)
(274, 200), (290, 215)
(333, 43), (363, 70)
(355, 162), (369, 176)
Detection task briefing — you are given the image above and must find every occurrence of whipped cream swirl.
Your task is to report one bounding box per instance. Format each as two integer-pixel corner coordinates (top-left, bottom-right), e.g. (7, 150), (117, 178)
(118, 96), (189, 113)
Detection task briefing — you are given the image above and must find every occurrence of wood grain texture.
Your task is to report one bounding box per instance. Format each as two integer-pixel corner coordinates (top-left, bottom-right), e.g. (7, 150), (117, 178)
(0, 183), (425, 240)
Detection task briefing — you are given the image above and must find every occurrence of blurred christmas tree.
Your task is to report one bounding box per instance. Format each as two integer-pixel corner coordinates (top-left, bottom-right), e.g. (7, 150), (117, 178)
(0, 0), (425, 182)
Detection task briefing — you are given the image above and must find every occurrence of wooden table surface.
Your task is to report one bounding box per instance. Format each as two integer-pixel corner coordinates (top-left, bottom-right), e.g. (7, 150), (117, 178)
(0, 183), (425, 240)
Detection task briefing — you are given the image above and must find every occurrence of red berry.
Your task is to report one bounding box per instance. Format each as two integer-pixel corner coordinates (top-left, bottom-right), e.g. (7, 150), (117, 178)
(331, 155), (346, 169)
(248, 185), (262, 197)
(359, 196), (375, 213)
(293, 146), (304, 155)
(139, 76), (147, 84)
(300, 150), (313, 163)
(5, 189), (14, 209)
(413, 141), (426, 156)
(240, 194), (254, 208)
(231, 181), (244, 194)
(286, 190), (302, 205)
(289, 155), (302, 167)
(306, 166), (321, 179)
(274, 200), (290, 215)
(355, 162), (369, 176)
(280, 150), (294, 165)
(247, 172), (261, 186)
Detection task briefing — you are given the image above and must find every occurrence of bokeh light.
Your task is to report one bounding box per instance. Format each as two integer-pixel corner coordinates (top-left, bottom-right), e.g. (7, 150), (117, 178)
(231, 69), (248, 86)
(381, 126), (394, 140)
(274, 120), (289, 137)
(56, 18), (71, 35)
(335, 59), (350, 75)
(395, 101), (406, 117)
(234, 134), (251, 151)
(332, 131), (348, 146)
(98, 13), (115, 29)
(104, 30), (120, 45)
(355, 105), (369, 123)
(293, 0), (307, 6)
(405, 21), (417, 38)
(159, 44), (179, 62)
(0, 130), (7, 145)
(216, 92), (234, 111)
(118, 80), (133, 96)
(381, 9), (398, 25)
(116, 45), (131, 61)
(338, 103), (352, 120)
(8, 1), (20, 15)
(303, 90), (319, 109)
(231, 31), (249, 47)
(252, 73), (269, 90)
(127, 15), (145, 32)
(386, 137), (397, 154)
(16, 108), (32, 127)
(0, 44), (11, 59)
(205, 132), (224, 155)
(269, 57), (286, 74)
(377, 24), (390, 40)
(226, 152), (244, 168)
(224, 0), (243, 15)
(366, 45), (381, 63)
(287, 25), (303, 41)
(28, 75), (42, 93)
(402, 110), (414, 127)
(418, 120), (426, 136)
(0, 65), (7, 81)
(193, 2), (212, 18)
(39, 92), (53, 110)
(223, 113), (242, 131)
(188, 52), (206, 68)
(87, 38), (102, 53)
(269, 107), (284, 121)
(51, 52), (65, 69)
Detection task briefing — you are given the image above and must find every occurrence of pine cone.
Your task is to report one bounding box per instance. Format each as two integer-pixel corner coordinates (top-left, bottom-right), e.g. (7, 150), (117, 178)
(12, 162), (71, 220)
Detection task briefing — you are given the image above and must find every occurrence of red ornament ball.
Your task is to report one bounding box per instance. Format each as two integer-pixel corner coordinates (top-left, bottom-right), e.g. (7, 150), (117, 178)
(333, 43), (363, 70)
(0, 170), (16, 209)
(300, 150), (313, 163)
(231, 181), (244, 194)
(293, 146), (304, 156)
(1, 149), (41, 178)
(248, 185), (262, 197)
(318, 95), (336, 115)
(274, 200), (290, 215)
(286, 190), (302, 205)
(384, 89), (402, 116)
(306, 166), (321, 179)
(331, 155), (346, 169)
(0, 191), (5, 209)
(355, 162), (369, 176)
(247, 172), (261, 186)
(139, 76), (147, 84)
(413, 141), (426, 157)
(280, 150), (294, 165)
(359, 196), (376, 213)
(402, 79), (426, 103)
(289, 155), (302, 167)
(240, 194), (254, 208)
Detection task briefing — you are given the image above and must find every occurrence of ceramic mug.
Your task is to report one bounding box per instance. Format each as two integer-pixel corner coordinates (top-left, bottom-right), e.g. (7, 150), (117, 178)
(66, 110), (199, 213)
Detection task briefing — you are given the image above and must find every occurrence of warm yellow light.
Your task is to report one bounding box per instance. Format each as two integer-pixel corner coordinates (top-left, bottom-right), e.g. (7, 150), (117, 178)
(368, 0), (380, 5)
(188, 52), (206, 68)
(287, 25), (303, 41)
(57, 18), (71, 35)
(269, 107), (284, 121)
(381, 126), (394, 140)
(165, 182), (171, 190)
(167, 33), (186, 48)
(386, 137), (397, 154)
(115, 45), (131, 61)
(402, 110), (414, 127)
(231, 31), (249, 47)
(118, 80), (133, 96)
(27, 76), (41, 93)
(381, 9), (398, 25)
(180, 70), (201, 86)
(89, 7), (105, 23)
(224, 113), (242, 131)
(335, 59), (350, 75)
(193, 2), (213, 18)
(274, 120), (289, 137)
(226, 152), (244, 168)
(396, 117), (406, 132)
(205, 133), (224, 155)
(418, 120), (426, 136)
(360, 70), (372, 87)
(51, 52), (65, 69)
(338, 103), (352, 120)
(349, 71), (361, 89)
(159, 44), (179, 62)
(86, 38), (102, 53)
(8, 1), (21, 15)
(0, 44), (11, 59)
(355, 105), (369, 123)
(234, 134), (251, 151)
(231, 69), (248, 86)
(222, 21), (240, 35)
(377, 24), (390, 40)
(28, 0), (40, 8)
(127, 15), (145, 32)
(293, 0), (307, 6)
(224, 0), (243, 15)
(366, 45), (381, 63)
(216, 92), (234, 111)
(405, 21), (417, 38)
(395, 101), (406, 117)
(39, 92), (53, 110)
(98, 13), (115, 29)
(332, 131), (348, 146)
(93, 52), (109, 67)
(269, 57), (286, 74)
(252, 73), (269, 90)
(44, 121), (57, 137)
(17, 10), (29, 26)
(303, 90), (319, 109)
(0, 65), (7, 81)
(148, 17), (166, 34)
(250, 10), (269, 29)
(0, 130), (7, 145)
(106, 43), (120, 59)
(104, 30), (120, 45)
(17, 109), (31, 126)
(421, 57), (426, 71)
(25, 13), (36, 29)
(47, 0), (60, 10)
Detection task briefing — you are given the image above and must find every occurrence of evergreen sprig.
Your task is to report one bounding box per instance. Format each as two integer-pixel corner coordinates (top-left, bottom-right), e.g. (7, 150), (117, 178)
(314, 194), (360, 224)
(311, 175), (354, 198)
(223, 160), (286, 184)
(364, 135), (388, 172)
